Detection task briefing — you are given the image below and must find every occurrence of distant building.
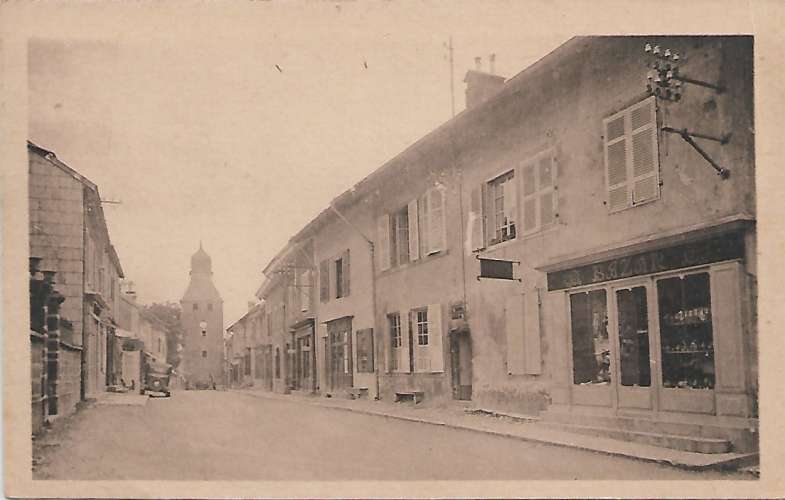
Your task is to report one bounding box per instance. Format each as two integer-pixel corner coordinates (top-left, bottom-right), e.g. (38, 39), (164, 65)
(180, 244), (224, 388)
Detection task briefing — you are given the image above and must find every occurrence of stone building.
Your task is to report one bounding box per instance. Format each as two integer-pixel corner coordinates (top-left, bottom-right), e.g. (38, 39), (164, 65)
(180, 244), (224, 388)
(28, 140), (124, 421)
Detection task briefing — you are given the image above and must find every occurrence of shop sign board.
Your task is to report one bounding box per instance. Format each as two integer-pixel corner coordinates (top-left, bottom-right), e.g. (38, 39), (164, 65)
(547, 232), (744, 291)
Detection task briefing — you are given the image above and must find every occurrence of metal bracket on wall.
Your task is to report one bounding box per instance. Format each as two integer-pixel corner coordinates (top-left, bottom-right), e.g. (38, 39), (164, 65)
(661, 126), (731, 179)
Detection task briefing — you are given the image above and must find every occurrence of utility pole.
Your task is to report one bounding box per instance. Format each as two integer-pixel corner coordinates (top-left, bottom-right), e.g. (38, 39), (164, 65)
(448, 36), (455, 119)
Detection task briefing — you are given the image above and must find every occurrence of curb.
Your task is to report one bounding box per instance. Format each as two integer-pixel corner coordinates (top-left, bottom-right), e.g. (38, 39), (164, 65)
(232, 390), (756, 473)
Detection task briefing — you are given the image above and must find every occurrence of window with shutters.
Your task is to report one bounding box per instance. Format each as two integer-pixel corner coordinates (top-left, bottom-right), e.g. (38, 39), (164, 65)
(604, 96), (660, 213)
(487, 171), (517, 245)
(411, 305), (444, 373)
(335, 257), (344, 298)
(521, 152), (558, 235)
(389, 207), (410, 267)
(415, 309), (429, 345)
(333, 250), (350, 299)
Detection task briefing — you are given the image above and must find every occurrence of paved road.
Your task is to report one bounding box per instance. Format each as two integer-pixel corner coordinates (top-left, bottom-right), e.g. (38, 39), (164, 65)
(34, 390), (744, 480)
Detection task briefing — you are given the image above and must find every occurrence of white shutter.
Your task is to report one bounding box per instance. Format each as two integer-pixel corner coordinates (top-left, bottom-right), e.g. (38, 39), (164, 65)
(502, 175), (517, 232)
(377, 214), (391, 271)
(523, 290), (542, 374)
(505, 294), (525, 375)
(427, 304), (444, 373)
(408, 199), (420, 261)
(399, 312), (411, 373)
(630, 97), (660, 205)
(604, 112), (630, 212)
(427, 186), (446, 254)
(538, 155), (557, 228)
(521, 163), (538, 234)
(468, 186), (485, 253)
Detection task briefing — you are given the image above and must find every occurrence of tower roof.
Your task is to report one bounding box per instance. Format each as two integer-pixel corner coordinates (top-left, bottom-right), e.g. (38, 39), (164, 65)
(190, 241), (212, 274)
(182, 243), (222, 302)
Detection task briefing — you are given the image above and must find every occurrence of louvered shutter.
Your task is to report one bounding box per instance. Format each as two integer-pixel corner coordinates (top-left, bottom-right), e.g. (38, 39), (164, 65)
(319, 260), (329, 303)
(399, 311), (411, 373)
(505, 294), (525, 375)
(377, 214), (391, 271)
(604, 112), (630, 211)
(630, 97), (659, 205)
(342, 249), (350, 296)
(469, 186), (485, 252)
(408, 199), (420, 261)
(521, 162), (538, 234)
(538, 155), (557, 227)
(427, 187), (446, 254)
(523, 290), (542, 374)
(427, 303), (444, 373)
(502, 175), (517, 234)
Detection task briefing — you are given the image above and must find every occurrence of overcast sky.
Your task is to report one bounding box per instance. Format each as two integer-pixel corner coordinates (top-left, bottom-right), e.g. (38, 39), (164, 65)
(26, 3), (567, 325)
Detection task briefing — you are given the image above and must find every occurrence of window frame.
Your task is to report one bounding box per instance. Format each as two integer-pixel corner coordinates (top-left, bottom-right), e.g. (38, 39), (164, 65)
(415, 308), (429, 346)
(486, 169), (517, 246)
(520, 149), (558, 236)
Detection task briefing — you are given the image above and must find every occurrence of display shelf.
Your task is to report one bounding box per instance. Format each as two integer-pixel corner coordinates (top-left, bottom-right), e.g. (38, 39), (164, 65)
(663, 349), (714, 355)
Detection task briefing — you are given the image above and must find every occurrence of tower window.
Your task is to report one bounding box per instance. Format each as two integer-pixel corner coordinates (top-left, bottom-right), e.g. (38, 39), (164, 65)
(208, 303), (213, 312)
(202, 350), (208, 358)
(193, 303), (199, 311)
(202, 330), (207, 337)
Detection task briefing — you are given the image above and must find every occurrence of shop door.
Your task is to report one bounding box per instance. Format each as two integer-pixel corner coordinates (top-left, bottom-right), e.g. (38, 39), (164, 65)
(328, 329), (353, 392)
(612, 283), (653, 410)
(449, 332), (472, 400)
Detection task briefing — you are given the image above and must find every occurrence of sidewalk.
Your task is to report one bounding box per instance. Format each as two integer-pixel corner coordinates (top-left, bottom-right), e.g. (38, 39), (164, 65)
(94, 392), (149, 406)
(233, 388), (758, 473)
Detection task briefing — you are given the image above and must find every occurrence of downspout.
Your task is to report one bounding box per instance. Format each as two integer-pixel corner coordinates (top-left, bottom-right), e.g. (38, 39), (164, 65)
(328, 202), (380, 400)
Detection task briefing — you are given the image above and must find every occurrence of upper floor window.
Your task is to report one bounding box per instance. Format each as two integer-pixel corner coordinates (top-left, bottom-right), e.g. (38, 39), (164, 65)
(320, 250), (350, 302)
(377, 185), (446, 271)
(335, 257), (344, 298)
(521, 151), (558, 235)
(488, 171), (516, 244)
(207, 303), (213, 312)
(604, 96), (660, 212)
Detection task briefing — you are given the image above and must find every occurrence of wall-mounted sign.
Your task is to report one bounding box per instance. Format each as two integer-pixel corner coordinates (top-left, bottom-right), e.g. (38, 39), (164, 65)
(477, 256), (520, 282)
(547, 232), (744, 291)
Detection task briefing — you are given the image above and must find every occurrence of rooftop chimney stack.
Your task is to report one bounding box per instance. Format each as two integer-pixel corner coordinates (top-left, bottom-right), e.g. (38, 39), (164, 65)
(464, 53), (506, 110)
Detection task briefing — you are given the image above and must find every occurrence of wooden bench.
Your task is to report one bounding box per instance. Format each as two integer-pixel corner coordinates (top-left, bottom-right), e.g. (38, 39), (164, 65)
(394, 391), (425, 404)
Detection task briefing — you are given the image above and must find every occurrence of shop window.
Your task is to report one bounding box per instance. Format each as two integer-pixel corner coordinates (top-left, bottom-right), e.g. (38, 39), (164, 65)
(616, 286), (651, 387)
(570, 290), (610, 384)
(657, 273), (715, 389)
(356, 328), (375, 373)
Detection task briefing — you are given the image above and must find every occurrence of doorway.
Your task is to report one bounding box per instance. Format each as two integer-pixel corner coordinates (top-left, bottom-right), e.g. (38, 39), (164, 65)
(327, 318), (353, 392)
(611, 283), (653, 410)
(449, 331), (472, 400)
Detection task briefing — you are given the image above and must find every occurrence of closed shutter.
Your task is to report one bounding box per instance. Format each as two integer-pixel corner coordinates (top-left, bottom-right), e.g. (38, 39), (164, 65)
(521, 163), (537, 234)
(300, 270), (310, 312)
(538, 155), (557, 227)
(468, 185), (485, 253)
(377, 214), (391, 271)
(408, 199), (420, 261)
(342, 249), (350, 297)
(505, 294), (525, 375)
(427, 186), (446, 254)
(427, 303), (444, 373)
(630, 97), (659, 205)
(399, 311), (411, 373)
(604, 111), (630, 211)
(319, 260), (329, 303)
(523, 290), (542, 374)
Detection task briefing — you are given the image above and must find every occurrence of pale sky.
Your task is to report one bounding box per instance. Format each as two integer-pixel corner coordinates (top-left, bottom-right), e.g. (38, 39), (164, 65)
(26, 3), (568, 326)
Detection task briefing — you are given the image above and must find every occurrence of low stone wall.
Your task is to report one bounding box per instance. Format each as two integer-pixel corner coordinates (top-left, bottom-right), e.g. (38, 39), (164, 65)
(58, 343), (83, 417)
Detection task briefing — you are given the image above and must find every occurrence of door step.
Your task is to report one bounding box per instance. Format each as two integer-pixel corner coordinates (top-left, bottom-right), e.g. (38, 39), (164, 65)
(538, 420), (730, 454)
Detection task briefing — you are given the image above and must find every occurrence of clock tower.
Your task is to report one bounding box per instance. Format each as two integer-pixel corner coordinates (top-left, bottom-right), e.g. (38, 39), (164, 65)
(180, 243), (224, 388)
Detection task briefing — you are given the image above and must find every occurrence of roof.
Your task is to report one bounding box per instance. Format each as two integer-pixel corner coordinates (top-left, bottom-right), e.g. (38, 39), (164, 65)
(181, 274), (223, 302)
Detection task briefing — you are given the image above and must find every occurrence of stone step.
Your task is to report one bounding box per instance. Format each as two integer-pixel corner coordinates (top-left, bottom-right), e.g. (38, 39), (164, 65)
(538, 420), (732, 454)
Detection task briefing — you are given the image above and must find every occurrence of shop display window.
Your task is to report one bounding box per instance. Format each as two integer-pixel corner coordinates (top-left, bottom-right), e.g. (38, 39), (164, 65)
(616, 286), (651, 387)
(657, 272), (715, 389)
(570, 290), (610, 385)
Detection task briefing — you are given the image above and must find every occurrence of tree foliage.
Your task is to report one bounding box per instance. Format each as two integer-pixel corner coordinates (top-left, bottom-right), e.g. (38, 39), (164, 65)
(141, 302), (183, 369)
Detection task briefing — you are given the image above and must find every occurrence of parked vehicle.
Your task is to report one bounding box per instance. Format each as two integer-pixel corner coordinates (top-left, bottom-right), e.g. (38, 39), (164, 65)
(143, 359), (172, 397)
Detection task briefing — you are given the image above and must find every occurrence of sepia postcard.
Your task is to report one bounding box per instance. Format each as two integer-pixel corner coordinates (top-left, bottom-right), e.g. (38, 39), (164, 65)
(2, 1), (785, 498)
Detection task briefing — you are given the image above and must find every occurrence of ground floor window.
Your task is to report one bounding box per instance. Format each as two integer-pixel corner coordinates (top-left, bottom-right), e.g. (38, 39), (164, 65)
(297, 335), (311, 380)
(274, 348), (281, 378)
(389, 313), (402, 372)
(616, 286), (651, 387)
(356, 328), (374, 373)
(570, 290), (610, 385)
(657, 272), (715, 389)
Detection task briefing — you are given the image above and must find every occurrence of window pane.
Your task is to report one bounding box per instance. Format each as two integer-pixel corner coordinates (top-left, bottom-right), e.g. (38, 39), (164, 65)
(570, 290), (610, 385)
(658, 273), (715, 389)
(616, 286), (651, 387)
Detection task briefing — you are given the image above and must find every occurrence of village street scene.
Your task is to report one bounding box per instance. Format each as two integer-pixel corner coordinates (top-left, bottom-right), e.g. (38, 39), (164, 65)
(24, 24), (759, 484)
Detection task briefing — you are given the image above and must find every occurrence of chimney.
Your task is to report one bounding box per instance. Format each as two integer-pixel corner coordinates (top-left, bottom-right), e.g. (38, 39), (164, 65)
(463, 54), (506, 110)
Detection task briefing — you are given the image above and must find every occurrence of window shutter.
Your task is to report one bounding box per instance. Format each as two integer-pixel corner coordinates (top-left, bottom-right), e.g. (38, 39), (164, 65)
(523, 290), (542, 375)
(427, 304), (444, 373)
(604, 112), (630, 212)
(427, 186), (446, 254)
(538, 155), (557, 227)
(468, 185), (485, 253)
(502, 175), (517, 232)
(319, 259), (329, 303)
(505, 294), (525, 375)
(408, 199), (420, 261)
(342, 249), (350, 296)
(521, 163), (538, 233)
(377, 214), (391, 271)
(400, 311), (411, 373)
(630, 97), (659, 205)
(300, 270), (310, 312)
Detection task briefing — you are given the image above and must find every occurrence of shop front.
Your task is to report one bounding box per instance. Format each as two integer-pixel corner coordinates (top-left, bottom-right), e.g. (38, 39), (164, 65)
(542, 226), (757, 449)
(291, 319), (316, 393)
